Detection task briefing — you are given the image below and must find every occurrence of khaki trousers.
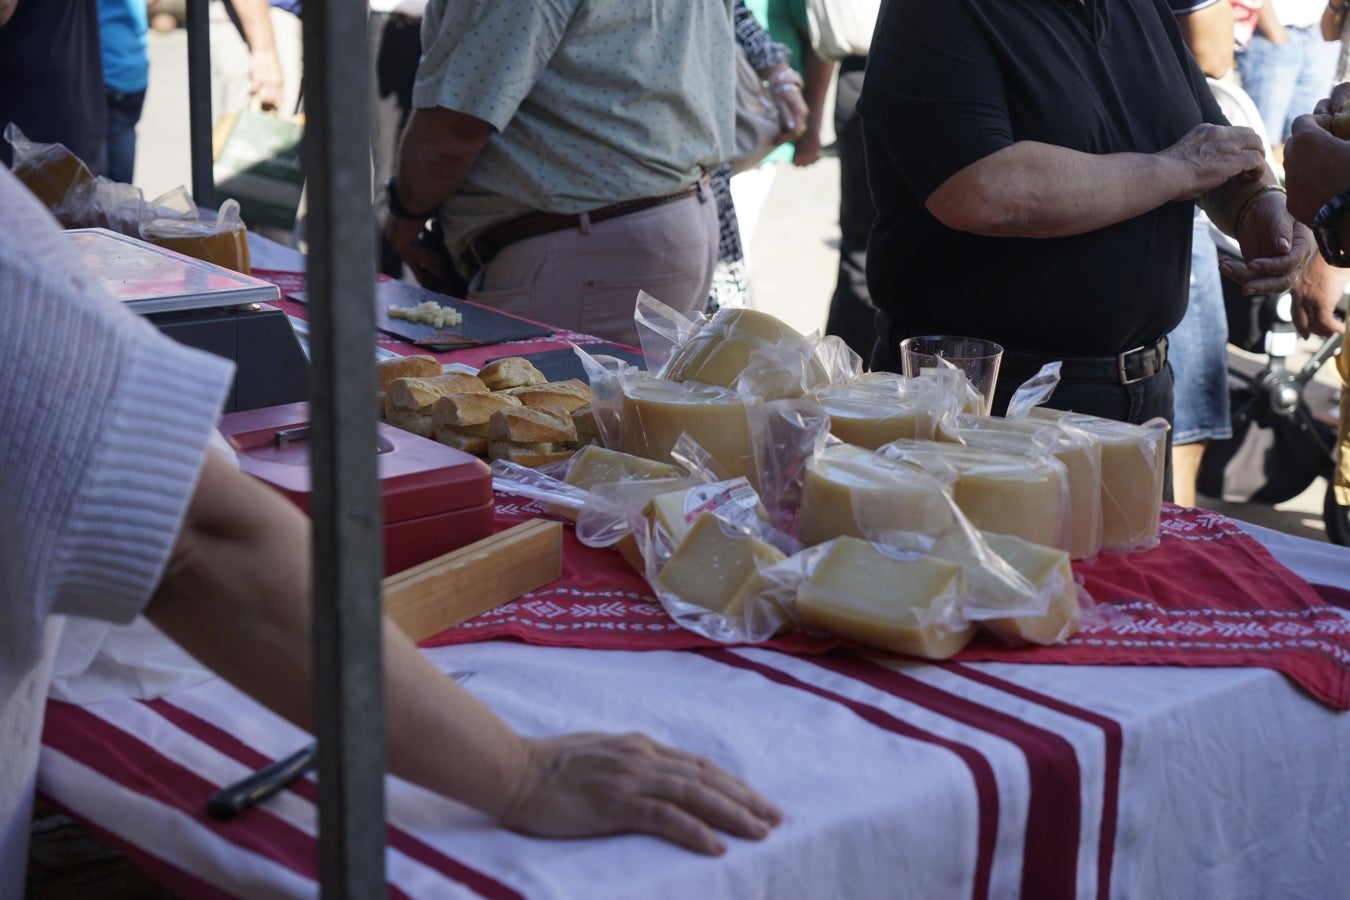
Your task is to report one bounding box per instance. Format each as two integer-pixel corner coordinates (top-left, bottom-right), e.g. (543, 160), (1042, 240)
(467, 185), (718, 347)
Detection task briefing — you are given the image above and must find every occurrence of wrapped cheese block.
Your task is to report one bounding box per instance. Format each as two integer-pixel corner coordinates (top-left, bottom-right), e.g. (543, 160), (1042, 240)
(646, 477), (766, 547)
(975, 531), (1082, 645)
(1025, 408), (1169, 550)
(659, 308), (807, 389)
(619, 376), (756, 481)
(552, 445), (684, 523)
(797, 444), (957, 546)
(876, 438), (1069, 551)
(797, 536), (975, 659)
(656, 511), (786, 617)
(811, 380), (944, 449)
(938, 414), (1104, 560)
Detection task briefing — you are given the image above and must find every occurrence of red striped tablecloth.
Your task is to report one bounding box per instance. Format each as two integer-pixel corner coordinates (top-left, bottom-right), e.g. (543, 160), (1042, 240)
(42, 267), (1344, 898)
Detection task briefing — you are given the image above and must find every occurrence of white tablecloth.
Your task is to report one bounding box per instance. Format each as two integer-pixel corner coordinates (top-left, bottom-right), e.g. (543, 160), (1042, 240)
(37, 522), (1350, 900)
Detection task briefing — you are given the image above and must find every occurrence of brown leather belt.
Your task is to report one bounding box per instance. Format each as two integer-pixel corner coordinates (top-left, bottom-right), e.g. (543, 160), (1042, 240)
(1001, 337), (1169, 386)
(466, 181), (702, 268)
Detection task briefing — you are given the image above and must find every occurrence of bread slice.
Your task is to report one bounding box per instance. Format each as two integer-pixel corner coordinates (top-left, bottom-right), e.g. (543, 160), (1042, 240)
(502, 378), (592, 412)
(478, 356), (546, 391)
(434, 428), (488, 455)
(571, 404), (600, 444)
(385, 408), (433, 438)
(431, 391), (522, 429)
(487, 405), (576, 443)
(377, 354), (441, 393)
(386, 372), (490, 413)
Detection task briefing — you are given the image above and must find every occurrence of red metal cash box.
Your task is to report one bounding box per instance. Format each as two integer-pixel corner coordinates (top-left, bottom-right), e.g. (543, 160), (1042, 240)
(218, 402), (494, 576)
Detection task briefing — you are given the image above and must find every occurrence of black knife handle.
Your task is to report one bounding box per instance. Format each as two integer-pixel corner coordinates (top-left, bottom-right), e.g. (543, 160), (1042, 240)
(206, 743), (317, 820)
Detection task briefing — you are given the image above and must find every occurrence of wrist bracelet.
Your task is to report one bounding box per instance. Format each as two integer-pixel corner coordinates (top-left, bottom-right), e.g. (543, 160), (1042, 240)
(1233, 183), (1287, 235)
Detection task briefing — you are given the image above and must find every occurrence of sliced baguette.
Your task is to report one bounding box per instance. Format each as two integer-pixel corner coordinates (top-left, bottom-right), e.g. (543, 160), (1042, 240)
(387, 372), (490, 414)
(487, 405), (576, 443)
(431, 391), (522, 429)
(478, 356), (546, 391)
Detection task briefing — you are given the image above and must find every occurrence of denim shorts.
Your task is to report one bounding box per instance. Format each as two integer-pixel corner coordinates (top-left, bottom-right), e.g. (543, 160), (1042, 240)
(1168, 213), (1232, 445)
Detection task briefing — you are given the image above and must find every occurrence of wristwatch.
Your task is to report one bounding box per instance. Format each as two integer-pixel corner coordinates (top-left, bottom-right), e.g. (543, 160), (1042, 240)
(1311, 186), (1350, 267)
(384, 177), (437, 221)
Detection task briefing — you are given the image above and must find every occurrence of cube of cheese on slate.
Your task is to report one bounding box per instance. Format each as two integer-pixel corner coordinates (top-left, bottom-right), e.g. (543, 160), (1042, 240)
(797, 536), (975, 659)
(1025, 407), (1167, 550)
(620, 376), (755, 481)
(656, 512), (786, 617)
(798, 444), (957, 546)
(976, 531), (1082, 645)
(877, 438), (1069, 552)
(938, 413), (1104, 560)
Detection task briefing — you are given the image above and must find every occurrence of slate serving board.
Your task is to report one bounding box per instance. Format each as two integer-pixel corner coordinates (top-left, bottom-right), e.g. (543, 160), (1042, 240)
(487, 344), (646, 385)
(290, 280), (552, 350)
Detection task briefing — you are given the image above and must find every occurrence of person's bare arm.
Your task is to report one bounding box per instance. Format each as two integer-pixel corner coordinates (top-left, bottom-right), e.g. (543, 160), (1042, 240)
(1175, 0), (1235, 79)
(1255, 0), (1287, 42)
(146, 451), (781, 855)
(229, 0), (285, 110)
(0, 0), (18, 28)
(793, 44), (836, 167)
(925, 124), (1265, 237)
(383, 105), (494, 283)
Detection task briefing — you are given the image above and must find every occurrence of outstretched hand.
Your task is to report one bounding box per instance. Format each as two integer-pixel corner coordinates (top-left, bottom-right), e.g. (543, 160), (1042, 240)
(1162, 123), (1267, 201)
(1284, 114), (1350, 224)
(500, 732), (783, 856)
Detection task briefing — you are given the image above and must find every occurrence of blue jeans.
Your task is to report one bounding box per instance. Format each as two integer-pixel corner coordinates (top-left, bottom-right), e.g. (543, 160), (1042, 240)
(99, 87), (146, 184)
(1168, 212), (1232, 445)
(1236, 26), (1338, 145)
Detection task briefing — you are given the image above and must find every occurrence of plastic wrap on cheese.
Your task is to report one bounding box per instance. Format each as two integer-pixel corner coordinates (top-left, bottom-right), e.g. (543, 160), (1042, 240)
(938, 413), (1104, 560)
(974, 531), (1084, 645)
(875, 438), (1070, 553)
(1023, 408), (1170, 552)
(618, 375), (756, 481)
(798, 444), (959, 547)
(811, 373), (957, 448)
(795, 537), (975, 659)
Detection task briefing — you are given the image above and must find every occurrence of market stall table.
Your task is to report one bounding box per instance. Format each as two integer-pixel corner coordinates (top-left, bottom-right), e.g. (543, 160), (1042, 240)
(36, 269), (1350, 899)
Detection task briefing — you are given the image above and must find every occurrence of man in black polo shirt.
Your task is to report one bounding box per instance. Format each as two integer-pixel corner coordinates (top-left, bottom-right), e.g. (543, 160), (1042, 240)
(859, 0), (1311, 427)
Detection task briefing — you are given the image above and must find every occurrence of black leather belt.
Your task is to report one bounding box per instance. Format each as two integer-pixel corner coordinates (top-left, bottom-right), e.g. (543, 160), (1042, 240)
(466, 181), (702, 268)
(1001, 337), (1169, 386)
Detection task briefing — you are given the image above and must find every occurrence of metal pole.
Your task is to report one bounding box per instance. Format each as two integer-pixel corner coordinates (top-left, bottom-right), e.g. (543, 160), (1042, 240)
(184, 0), (215, 207)
(303, 0), (386, 894)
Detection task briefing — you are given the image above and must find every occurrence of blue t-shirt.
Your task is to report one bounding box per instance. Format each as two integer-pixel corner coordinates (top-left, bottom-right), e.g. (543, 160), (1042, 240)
(98, 0), (150, 94)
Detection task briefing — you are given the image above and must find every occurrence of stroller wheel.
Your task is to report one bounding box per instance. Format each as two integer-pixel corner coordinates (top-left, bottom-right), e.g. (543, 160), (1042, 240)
(1325, 487), (1350, 547)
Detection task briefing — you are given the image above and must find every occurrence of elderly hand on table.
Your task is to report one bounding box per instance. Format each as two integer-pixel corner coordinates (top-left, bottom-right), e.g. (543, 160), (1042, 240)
(499, 732), (784, 855)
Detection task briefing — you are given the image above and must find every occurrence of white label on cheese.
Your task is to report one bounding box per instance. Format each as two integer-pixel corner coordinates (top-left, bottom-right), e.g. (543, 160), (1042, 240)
(679, 478), (762, 529)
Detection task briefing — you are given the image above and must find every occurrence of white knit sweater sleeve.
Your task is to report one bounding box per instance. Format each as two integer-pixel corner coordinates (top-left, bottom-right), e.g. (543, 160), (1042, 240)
(0, 170), (236, 656)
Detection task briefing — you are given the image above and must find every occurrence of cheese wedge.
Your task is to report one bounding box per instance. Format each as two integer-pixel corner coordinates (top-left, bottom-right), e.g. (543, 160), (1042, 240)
(1025, 408), (1168, 550)
(976, 531), (1081, 645)
(797, 536), (975, 659)
(646, 478), (766, 547)
(660, 308), (805, 388)
(938, 414), (1104, 560)
(797, 444), (957, 546)
(656, 511), (786, 617)
(550, 445), (684, 523)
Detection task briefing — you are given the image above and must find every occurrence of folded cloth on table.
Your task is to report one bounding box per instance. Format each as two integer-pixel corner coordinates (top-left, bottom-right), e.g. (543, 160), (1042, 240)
(428, 500), (1350, 709)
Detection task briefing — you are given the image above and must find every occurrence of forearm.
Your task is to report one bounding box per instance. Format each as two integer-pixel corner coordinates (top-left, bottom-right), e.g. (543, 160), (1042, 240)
(1201, 167), (1282, 235)
(925, 142), (1190, 237)
(392, 106), (494, 217)
(801, 50), (836, 132)
(146, 452), (529, 819)
(1177, 2), (1235, 79)
(1255, 0), (1283, 39)
(232, 0), (277, 55)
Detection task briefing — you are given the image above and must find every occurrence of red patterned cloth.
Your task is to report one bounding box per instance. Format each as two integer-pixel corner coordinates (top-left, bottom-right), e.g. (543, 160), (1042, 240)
(426, 501), (1350, 709)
